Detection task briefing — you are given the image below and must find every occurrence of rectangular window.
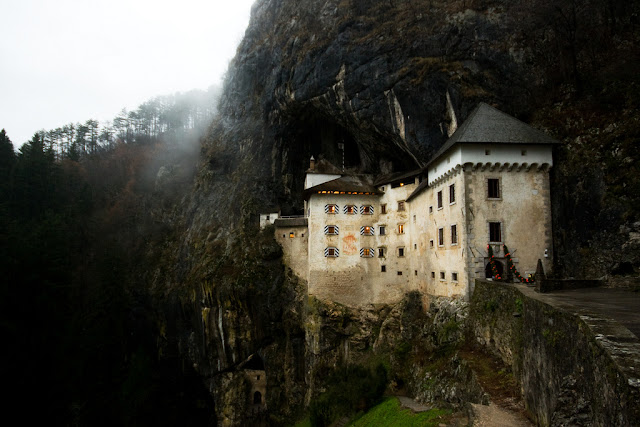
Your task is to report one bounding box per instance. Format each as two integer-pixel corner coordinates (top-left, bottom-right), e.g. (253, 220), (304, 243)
(398, 247), (405, 257)
(430, 239), (434, 248)
(325, 204), (338, 214)
(437, 191), (443, 209)
(361, 205), (374, 214)
(488, 179), (500, 199)
(360, 247), (374, 257)
(438, 228), (444, 246)
(485, 149), (491, 155)
(398, 201), (405, 211)
(381, 204), (387, 214)
(325, 247), (339, 257)
(414, 270), (418, 276)
(431, 271), (435, 278)
(449, 184), (455, 204)
(413, 215), (416, 223)
(381, 265), (386, 272)
(398, 224), (404, 234)
(440, 271), (446, 280)
(489, 222), (502, 243)
(429, 206), (433, 214)
(324, 225), (339, 235)
(360, 225), (374, 235)
(452, 272), (458, 282)
(344, 205), (356, 214)
(451, 224), (458, 245)
(397, 271), (403, 276)
(289, 232), (295, 238)
(378, 247), (385, 258)
(379, 226), (386, 236)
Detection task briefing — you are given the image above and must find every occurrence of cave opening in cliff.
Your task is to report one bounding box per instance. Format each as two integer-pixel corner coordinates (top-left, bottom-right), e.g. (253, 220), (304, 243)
(288, 110), (361, 173)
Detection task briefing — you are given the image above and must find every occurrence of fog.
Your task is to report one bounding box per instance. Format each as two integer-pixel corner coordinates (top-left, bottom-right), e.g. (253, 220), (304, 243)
(0, 0), (256, 146)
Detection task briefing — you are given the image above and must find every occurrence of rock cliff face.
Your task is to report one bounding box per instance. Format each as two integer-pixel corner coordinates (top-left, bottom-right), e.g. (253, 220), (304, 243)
(151, 0), (640, 423)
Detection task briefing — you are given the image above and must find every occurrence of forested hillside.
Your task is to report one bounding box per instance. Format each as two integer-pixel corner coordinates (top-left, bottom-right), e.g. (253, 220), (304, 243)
(0, 88), (218, 424)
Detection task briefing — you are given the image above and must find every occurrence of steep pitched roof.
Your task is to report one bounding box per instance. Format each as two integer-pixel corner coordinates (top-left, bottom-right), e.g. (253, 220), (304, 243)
(427, 102), (558, 166)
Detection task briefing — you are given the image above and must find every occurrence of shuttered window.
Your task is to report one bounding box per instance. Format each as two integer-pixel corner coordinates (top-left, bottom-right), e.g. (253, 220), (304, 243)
(325, 204), (338, 214)
(324, 225), (339, 235)
(360, 248), (374, 257)
(360, 205), (374, 215)
(343, 205), (356, 214)
(360, 226), (374, 235)
(324, 247), (339, 257)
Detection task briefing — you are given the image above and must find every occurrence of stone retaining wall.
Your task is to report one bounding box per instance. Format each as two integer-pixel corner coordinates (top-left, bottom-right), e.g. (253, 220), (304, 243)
(468, 280), (640, 426)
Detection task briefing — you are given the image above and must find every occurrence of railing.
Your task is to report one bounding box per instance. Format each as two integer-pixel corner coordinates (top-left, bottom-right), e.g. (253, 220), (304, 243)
(278, 215), (306, 219)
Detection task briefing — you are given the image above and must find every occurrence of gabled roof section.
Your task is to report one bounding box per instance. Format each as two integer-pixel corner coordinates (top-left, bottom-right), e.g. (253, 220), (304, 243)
(406, 178), (430, 202)
(373, 168), (424, 187)
(303, 174), (381, 199)
(428, 102), (559, 166)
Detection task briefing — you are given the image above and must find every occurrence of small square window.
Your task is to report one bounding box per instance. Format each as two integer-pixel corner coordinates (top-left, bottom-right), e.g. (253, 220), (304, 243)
(379, 226), (386, 236)
(452, 272), (458, 282)
(440, 271), (446, 280)
(398, 247), (405, 257)
(398, 201), (405, 211)
(325, 204), (338, 214)
(381, 265), (386, 272)
(521, 150), (527, 156)
(381, 204), (387, 214)
(431, 271), (435, 278)
(289, 232), (295, 238)
(361, 205), (374, 215)
(397, 271), (403, 276)
(302, 233), (305, 237)
(325, 225), (339, 235)
(485, 149), (491, 155)
(325, 247), (339, 257)
(344, 205), (356, 214)
(361, 225), (374, 235)
(361, 248), (373, 257)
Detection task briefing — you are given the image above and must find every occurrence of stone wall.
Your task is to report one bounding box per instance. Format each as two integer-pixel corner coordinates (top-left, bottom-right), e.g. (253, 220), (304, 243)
(468, 280), (640, 426)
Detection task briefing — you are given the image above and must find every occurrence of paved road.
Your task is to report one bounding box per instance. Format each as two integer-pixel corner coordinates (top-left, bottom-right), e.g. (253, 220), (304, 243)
(520, 287), (640, 338)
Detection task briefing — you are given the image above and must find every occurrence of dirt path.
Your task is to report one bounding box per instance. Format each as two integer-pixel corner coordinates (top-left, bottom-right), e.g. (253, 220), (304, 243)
(470, 403), (533, 427)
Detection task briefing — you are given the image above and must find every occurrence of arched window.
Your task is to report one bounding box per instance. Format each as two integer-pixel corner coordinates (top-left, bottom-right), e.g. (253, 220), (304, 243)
(485, 260), (504, 279)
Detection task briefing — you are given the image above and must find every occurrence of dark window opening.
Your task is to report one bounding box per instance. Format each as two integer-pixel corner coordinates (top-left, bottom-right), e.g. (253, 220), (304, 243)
(489, 222), (502, 243)
(381, 265), (386, 272)
(437, 191), (443, 208)
(485, 260), (504, 278)
(254, 391), (262, 405)
(449, 184), (455, 203)
(488, 179), (500, 198)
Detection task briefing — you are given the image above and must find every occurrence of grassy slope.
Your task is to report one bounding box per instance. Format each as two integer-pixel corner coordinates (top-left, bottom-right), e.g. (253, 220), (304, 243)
(349, 397), (451, 427)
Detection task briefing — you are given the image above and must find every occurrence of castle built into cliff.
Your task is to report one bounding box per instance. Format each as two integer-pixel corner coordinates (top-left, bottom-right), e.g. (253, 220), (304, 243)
(263, 103), (558, 306)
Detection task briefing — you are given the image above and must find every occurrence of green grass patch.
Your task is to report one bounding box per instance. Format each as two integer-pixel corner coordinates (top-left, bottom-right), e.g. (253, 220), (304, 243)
(349, 397), (451, 427)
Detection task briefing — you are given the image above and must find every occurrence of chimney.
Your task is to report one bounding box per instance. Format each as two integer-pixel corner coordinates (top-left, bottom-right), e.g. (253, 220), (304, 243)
(310, 156), (315, 171)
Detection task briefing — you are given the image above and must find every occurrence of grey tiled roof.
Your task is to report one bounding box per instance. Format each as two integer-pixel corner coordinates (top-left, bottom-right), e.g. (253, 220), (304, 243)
(427, 102), (559, 166)
(303, 174), (381, 199)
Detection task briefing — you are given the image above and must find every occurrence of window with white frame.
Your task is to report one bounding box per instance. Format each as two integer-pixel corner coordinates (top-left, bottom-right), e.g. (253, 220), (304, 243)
(325, 204), (338, 214)
(440, 271), (446, 280)
(379, 225), (386, 236)
(451, 224), (458, 245)
(449, 184), (456, 204)
(324, 225), (339, 235)
(324, 247), (339, 257)
(437, 190), (443, 209)
(438, 228), (444, 246)
(360, 225), (374, 235)
(452, 272), (459, 282)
